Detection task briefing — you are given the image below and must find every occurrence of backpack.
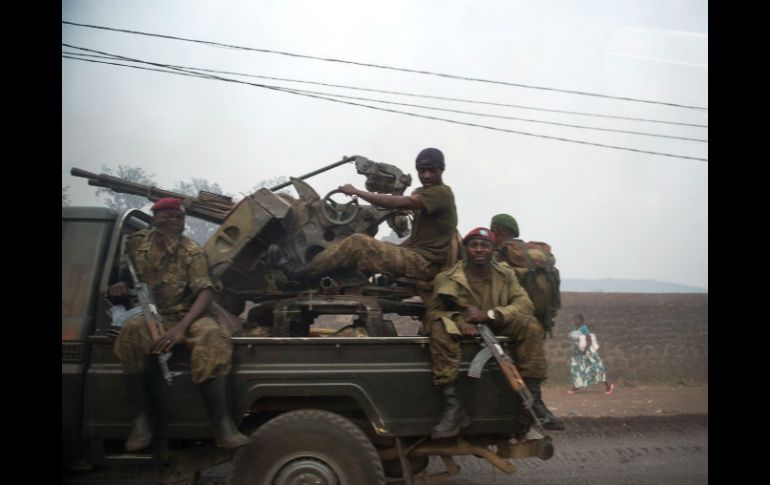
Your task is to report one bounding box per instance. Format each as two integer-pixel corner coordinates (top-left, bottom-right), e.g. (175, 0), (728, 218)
(497, 239), (561, 336)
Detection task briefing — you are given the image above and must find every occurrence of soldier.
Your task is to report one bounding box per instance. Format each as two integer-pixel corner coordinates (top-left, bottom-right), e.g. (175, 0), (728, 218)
(109, 198), (249, 451)
(490, 213), (565, 430)
(273, 147), (458, 283)
(424, 227), (547, 439)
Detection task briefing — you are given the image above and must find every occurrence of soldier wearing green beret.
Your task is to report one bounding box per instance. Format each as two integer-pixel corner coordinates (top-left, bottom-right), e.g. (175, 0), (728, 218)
(491, 213), (565, 431)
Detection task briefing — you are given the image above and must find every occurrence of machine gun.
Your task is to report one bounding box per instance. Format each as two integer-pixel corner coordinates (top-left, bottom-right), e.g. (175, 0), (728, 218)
(469, 323), (543, 432)
(71, 155), (411, 226)
(71, 155), (418, 322)
(70, 167), (235, 224)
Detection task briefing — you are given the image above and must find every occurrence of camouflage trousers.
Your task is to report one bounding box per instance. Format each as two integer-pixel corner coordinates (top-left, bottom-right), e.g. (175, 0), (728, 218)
(310, 233), (437, 281)
(428, 314), (547, 385)
(114, 314), (233, 384)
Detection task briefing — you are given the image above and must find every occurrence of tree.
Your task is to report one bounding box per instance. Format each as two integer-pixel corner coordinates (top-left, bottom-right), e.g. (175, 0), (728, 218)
(95, 165), (156, 212)
(62, 186), (71, 206)
(173, 177), (229, 244)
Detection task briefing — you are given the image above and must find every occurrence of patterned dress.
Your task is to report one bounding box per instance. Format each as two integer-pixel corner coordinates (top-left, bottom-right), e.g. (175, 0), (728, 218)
(569, 324), (607, 388)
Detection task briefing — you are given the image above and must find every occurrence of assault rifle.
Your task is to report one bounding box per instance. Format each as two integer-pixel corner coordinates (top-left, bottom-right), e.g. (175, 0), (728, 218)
(470, 323), (543, 431)
(123, 255), (182, 386)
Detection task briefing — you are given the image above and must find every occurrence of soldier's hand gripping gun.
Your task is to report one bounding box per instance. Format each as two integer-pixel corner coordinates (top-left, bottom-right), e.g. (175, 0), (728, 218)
(123, 255), (182, 386)
(469, 323), (543, 431)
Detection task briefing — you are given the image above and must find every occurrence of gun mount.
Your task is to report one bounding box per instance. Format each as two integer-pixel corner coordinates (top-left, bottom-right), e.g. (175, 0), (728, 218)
(71, 155), (423, 331)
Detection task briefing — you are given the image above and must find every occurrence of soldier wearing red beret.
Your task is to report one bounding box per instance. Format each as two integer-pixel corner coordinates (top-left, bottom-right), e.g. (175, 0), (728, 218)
(424, 227), (546, 441)
(108, 197), (249, 451)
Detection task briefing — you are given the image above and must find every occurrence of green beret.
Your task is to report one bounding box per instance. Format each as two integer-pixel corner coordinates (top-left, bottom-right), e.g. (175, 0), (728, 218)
(491, 213), (519, 238)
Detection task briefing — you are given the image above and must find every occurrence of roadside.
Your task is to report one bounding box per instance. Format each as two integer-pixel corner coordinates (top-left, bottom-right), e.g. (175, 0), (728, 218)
(541, 383), (708, 419)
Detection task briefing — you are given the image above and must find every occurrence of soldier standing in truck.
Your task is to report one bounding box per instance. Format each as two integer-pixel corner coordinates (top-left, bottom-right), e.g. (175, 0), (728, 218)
(109, 197), (249, 451)
(271, 147), (458, 283)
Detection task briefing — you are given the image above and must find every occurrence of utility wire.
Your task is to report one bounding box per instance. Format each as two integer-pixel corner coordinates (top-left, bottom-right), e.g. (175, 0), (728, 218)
(62, 20), (708, 111)
(62, 44), (708, 162)
(63, 51), (706, 143)
(62, 50), (708, 129)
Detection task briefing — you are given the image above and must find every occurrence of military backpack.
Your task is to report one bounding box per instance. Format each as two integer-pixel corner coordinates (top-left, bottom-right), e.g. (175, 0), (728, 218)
(497, 239), (561, 336)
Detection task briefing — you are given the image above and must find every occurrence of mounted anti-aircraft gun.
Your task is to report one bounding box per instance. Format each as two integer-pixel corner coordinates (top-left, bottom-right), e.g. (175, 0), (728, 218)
(70, 167), (236, 223)
(71, 155), (422, 336)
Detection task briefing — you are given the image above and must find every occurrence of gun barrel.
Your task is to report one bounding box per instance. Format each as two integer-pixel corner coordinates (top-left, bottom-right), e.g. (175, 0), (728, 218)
(269, 156), (356, 191)
(70, 167), (233, 224)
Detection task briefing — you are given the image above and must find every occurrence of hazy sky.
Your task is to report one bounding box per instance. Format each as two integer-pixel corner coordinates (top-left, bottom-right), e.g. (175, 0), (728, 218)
(61, 0), (708, 289)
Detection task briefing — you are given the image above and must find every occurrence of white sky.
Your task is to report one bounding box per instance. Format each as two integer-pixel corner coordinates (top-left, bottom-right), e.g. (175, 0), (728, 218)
(61, 0), (708, 289)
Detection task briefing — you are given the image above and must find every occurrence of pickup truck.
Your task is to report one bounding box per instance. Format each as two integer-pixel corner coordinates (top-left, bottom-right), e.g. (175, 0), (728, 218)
(62, 206), (553, 485)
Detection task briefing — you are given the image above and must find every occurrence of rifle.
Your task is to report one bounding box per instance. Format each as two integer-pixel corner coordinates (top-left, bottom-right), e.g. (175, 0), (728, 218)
(123, 255), (182, 386)
(470, 323), (543, 431)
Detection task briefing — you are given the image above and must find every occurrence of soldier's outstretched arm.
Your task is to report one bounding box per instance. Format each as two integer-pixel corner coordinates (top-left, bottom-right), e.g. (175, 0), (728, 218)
(338, 184), (424, 210)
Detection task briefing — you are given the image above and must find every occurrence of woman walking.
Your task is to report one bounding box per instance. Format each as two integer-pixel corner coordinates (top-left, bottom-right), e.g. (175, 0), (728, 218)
(567, 313), (615, 395)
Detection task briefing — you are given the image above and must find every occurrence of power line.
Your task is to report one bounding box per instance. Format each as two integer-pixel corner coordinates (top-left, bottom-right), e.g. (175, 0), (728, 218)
(62, 51), (706, 143)
(62, 44), (708, 162)
(62, 45), (709, 162)
(62, 20), (708, 111)
(61, 50), (708, 129)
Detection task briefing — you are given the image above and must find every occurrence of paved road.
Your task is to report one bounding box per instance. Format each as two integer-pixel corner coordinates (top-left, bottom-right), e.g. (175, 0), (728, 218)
(418, 415), (707, 485)
(199, 414), (707, 485)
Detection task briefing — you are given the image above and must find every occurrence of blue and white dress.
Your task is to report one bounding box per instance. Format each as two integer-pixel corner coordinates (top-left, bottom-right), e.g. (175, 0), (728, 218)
(568, 324), (607, 388)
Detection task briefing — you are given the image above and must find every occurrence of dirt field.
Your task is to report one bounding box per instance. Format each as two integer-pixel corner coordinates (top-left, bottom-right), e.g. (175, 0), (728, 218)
(541, 383), (708, 418)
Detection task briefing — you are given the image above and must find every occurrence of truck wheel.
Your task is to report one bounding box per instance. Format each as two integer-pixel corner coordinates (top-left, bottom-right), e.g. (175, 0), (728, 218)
(231, 409), (385, 485)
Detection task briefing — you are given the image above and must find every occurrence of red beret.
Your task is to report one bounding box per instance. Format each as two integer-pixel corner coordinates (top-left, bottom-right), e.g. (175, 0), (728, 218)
(151, 197), (185, 213)
(462, 227), (496, 246)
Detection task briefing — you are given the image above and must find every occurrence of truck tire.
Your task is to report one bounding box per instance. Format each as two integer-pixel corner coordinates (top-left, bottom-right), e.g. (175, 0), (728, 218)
(231, 409), (385, 485)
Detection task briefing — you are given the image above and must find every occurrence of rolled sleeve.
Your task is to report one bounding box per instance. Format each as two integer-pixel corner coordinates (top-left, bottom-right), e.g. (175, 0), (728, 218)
(187, 251), (214, 295)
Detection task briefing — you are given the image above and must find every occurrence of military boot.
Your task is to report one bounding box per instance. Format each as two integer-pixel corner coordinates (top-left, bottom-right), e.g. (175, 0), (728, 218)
(123, 372), (153, 451)
(199, 376), (250, 449)
(524, 378), (565, 431)
(430, 384), (472, 439)
(266, 244), (316, 282)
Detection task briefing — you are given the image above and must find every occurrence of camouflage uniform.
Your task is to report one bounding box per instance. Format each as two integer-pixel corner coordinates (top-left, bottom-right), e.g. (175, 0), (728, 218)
(113, 229), (232, 384)
(423, 260), (546, 385)
(310, 183), (457, 281)
(310, 233), (436, 280)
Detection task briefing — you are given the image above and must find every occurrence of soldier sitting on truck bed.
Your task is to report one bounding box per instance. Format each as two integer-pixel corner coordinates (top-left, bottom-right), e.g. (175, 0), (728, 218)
(271, 147), (459, 285)
(424, 227), (547, 439)
(109, 197), (250, 451)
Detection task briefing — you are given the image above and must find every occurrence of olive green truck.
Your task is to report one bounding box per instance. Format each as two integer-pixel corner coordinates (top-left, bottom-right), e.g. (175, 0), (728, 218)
(62, 206), (553, 485)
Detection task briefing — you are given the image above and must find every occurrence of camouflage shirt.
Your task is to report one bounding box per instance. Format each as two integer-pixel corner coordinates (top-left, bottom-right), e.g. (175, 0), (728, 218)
(124, 229), (214, 321)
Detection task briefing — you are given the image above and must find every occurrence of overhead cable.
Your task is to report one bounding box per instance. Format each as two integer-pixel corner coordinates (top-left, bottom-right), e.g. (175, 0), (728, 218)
(62, 50), (708, 129)
(63, 51), (706, 144)
(62, 45), (708, 162)
(62, 20), (708, 111)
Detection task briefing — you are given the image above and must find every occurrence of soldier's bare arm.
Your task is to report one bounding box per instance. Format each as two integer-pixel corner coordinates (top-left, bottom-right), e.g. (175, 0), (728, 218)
(338, 184), (424, 210)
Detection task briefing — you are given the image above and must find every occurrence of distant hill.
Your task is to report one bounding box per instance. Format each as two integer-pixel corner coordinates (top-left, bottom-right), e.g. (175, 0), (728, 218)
(561, 278), (707, 293)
